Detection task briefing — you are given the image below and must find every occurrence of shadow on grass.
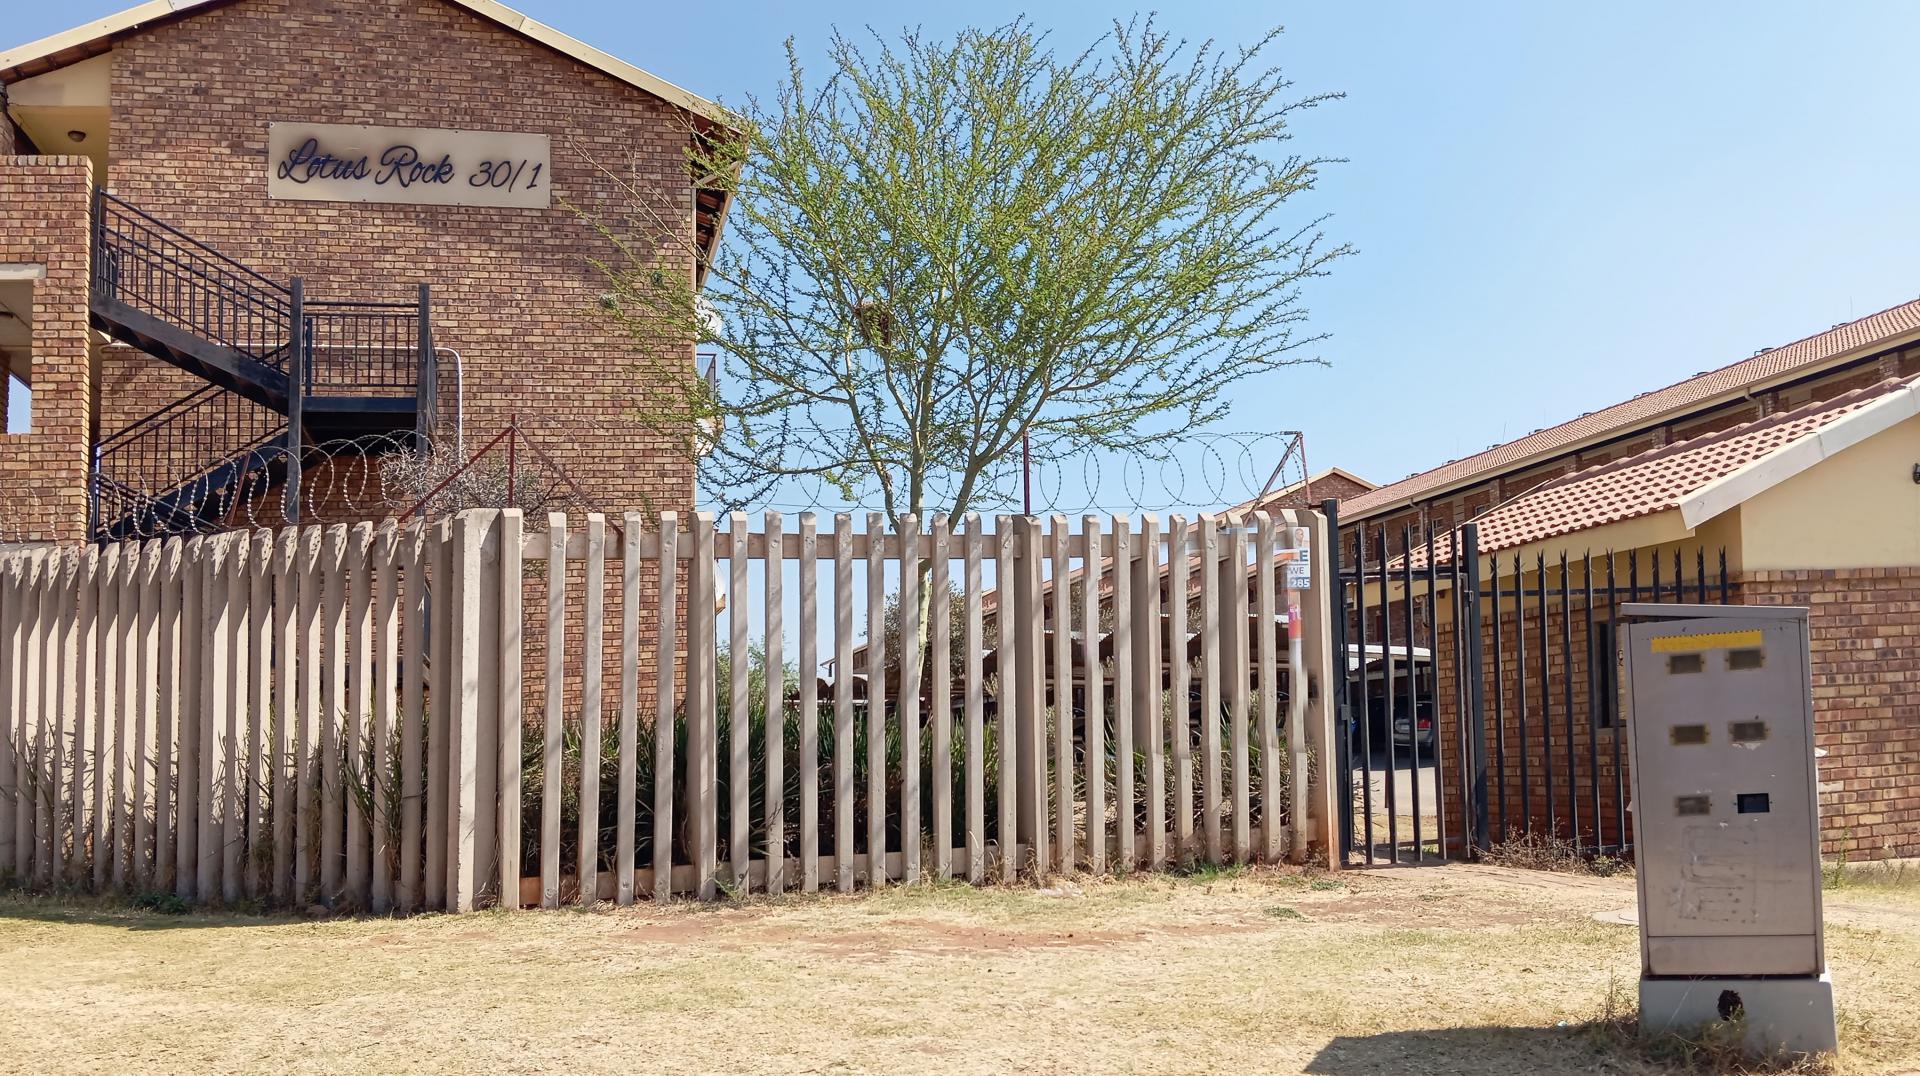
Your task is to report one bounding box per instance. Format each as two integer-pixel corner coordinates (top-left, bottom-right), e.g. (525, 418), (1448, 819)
(0, 890), (317, 931)
(1303, 1025), (1626, 1076)
(1306, 1022), (1835, 1076)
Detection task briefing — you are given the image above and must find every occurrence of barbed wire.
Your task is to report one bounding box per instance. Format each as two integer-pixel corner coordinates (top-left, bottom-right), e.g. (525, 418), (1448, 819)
(2, 429), (600, 545)
(2, 428), (1308, 545)
(731, 430), (1309, 516)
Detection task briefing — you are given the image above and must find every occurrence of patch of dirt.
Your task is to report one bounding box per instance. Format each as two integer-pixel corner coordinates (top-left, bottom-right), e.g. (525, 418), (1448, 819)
(609, 921), (722, 944)
(781, 916), (1138, 959)
(1304, 890), (1543, 927)
(603, 906), (769, 944)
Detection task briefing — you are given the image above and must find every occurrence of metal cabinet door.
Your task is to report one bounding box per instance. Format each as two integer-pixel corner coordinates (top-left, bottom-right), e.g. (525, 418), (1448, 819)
(1627, 616), (1819, 975)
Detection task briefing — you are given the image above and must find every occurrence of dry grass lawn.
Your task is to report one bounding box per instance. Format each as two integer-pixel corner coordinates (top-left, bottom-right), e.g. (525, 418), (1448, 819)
(2, 862), (1917, 1074)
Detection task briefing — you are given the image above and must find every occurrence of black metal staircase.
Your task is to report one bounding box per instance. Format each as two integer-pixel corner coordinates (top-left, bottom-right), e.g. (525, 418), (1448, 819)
(87, 191), (437, 539)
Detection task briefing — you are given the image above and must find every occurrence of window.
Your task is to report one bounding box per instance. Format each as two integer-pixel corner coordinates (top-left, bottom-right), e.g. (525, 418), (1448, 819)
(1590, 619), (1621, 728)
(1, 270), (35, 435)
(4, 367), (27, 434)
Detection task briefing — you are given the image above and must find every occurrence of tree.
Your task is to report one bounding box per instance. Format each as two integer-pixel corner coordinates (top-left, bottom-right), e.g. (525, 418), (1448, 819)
(590, 17), (1348, 529)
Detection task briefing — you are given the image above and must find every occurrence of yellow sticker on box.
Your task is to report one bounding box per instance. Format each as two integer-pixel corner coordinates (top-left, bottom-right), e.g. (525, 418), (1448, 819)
(1649, 629), (1764, 653)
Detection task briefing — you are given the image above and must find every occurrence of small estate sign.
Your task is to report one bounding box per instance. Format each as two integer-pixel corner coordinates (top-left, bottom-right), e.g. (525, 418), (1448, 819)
(267, 122), (551, 209)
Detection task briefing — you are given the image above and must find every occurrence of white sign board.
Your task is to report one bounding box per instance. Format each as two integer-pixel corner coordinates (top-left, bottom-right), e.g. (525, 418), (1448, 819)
(1286, 526), (1312, 590)
(267, 123), (551, 209)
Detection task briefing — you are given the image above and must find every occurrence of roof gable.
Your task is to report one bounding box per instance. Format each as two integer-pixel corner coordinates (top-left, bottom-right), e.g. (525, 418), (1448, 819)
(1, 0), (736, 130)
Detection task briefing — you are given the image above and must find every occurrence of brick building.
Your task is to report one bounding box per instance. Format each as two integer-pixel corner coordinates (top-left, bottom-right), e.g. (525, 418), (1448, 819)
(1, 0), (730, 542)
(1332, 300), (1920, 860)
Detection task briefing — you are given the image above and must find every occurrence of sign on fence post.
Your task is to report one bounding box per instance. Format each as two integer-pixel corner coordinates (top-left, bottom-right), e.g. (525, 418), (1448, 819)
(1295, 510), (1339, 867)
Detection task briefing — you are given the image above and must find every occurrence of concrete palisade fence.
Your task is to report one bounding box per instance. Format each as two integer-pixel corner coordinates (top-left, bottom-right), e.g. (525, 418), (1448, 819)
(0, 509), (1336, 913)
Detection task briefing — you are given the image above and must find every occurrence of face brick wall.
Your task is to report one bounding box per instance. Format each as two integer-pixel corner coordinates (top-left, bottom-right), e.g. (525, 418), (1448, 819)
(11, 0), (718, 715)
(99, 0), (699, 525)
(1741, 569), (1920, 859)
(1418, 566), (1920, 862)
(1258, 471), (1373, 512)
(0, 158), (93, 544)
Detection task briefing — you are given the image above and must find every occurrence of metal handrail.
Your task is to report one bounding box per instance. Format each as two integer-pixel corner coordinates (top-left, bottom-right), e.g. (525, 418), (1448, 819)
(91, 420), (286, 540)
(93, 192), (294, 365)
(95, 191), (290, 295)
(86, 194), (439, 536)
(94, 389), (281, 484)
(305, 299), (419, 309)
(93, 383), (226, 453)
(303, 302), (426, 394)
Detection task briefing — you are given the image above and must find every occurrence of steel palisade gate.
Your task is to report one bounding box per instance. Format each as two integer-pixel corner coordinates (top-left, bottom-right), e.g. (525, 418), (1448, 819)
(1330, 501), (1731, 866)
(0, 508), (1341, 911)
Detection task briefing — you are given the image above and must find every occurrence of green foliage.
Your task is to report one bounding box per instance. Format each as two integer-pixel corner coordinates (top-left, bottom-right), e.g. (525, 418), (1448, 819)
(1179, 861), (1246, 885)
(132, 890), (190, 915)
(588, 17), (1348, 523)
(1823, 849), (1917, 892)
(1110, 683), (1294, 849)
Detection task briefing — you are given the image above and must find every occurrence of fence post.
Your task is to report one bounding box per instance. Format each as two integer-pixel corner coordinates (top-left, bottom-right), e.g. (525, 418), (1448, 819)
(692, 512), (718, 899)
(1013, 516), (1046, 873)
(1322, 499), (1353, 865)
(498, 510), (524, 908)
(445, 509), (496, 913)
(1287, 509), (1339, 868)
(863, 512), (888, 887)
(994, 516), (1018, 882)
(0, 554), (18, 875)
(1460, 523), (1490, 855)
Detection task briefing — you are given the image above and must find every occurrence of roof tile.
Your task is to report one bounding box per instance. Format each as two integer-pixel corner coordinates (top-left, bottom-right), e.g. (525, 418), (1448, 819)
(1402, 375), (1916, 566)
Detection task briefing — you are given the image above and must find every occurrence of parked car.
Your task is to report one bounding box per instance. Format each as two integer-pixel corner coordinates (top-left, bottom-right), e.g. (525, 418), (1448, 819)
(1391, 698), (1435, 752)
(1361, 693), (1433, 754)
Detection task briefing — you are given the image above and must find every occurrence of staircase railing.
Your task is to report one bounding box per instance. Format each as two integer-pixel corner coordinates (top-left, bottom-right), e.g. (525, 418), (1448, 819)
(94, 384), (282, 491)
(90, 443), (287, 541)
(92, 190), (436, 401)
(89, 386), (285, 538)
(87, 191), (441, 538)
(303, 300), (426, 396)
(92, 190), (294, 366)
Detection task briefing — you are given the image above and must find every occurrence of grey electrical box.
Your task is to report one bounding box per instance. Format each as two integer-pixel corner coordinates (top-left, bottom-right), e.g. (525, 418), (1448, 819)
(1620, 603), (1835, 1054)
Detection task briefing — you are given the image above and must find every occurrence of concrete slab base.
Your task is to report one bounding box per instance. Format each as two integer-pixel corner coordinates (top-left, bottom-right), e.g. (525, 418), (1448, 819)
(1639, 974), (1837, 1056)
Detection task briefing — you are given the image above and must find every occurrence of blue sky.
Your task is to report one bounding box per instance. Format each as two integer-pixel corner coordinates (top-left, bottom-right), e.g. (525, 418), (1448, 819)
(11, 2), (1920, 505)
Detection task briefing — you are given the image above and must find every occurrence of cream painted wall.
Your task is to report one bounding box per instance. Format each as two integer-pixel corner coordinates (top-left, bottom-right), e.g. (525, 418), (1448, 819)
(7, 53), (111, 107)
(6, 52), (111, 176)
(1737, 411), (1920, 571)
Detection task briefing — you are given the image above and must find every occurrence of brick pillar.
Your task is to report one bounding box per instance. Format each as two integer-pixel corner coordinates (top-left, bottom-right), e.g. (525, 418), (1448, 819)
(0, 157), (94, 542)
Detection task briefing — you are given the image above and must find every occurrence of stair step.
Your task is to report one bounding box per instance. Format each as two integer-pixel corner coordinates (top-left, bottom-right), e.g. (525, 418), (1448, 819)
(92, 297), (293, 413)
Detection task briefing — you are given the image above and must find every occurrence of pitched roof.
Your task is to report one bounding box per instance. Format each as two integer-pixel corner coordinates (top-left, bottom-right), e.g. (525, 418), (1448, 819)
(1223, 467), (1375, 522)
(0, 0), (738, 129)
(1404, 374), (1920, 566)
(1342, 297), (1920, 520)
